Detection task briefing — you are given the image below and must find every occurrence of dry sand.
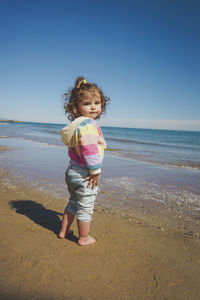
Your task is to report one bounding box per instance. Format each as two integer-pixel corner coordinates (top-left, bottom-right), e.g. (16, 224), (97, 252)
(0, 168), (200, 300)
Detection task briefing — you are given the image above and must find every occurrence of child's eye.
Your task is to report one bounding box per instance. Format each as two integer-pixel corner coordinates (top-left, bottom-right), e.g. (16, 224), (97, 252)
(95, 101), (101, 105)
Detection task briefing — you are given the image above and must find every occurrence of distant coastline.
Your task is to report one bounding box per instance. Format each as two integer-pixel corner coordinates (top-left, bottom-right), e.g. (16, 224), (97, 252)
(0, 119), (199, 133)
(0, 119), (22, 123)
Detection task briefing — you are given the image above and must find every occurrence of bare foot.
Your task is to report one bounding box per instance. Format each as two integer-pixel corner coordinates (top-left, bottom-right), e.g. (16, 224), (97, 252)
(78, 235), (96, 246)
(58, 229), (73, 239)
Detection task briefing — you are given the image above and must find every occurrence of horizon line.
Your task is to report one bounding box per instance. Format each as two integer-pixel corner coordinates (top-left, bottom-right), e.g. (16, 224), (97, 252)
(1, 118), (200, 133)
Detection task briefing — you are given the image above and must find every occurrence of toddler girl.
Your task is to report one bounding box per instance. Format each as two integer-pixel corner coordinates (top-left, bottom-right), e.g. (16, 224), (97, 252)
(58, 76), (110, 246)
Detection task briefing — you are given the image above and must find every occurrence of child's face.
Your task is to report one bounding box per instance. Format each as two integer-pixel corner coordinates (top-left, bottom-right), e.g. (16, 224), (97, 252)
(78, 90), (102, 119)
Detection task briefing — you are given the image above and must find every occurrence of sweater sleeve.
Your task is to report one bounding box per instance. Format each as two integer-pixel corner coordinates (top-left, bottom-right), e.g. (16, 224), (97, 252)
(78, 121), (102, 175)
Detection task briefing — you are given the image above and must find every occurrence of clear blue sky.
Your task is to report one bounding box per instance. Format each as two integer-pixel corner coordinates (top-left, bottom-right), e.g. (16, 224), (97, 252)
(0, 0), (200, 130)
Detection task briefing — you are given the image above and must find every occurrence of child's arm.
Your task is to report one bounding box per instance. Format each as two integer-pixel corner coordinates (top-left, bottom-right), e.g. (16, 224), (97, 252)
(78, 121), (103, 184)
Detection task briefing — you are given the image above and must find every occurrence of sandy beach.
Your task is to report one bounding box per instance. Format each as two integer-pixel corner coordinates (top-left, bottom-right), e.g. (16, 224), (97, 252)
(0, 167), (200, 300)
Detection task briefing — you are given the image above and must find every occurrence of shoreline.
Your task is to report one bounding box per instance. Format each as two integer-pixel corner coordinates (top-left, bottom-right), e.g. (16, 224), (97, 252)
(1, 125), (200, 171)
(0, 167), (200, 299)
(1, 137), (200, 219)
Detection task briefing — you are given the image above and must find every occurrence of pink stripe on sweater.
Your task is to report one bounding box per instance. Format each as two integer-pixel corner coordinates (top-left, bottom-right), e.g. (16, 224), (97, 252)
(68, 149), (78, 161)
(81, 144), (98, 156)
(68, 149), (85, 165)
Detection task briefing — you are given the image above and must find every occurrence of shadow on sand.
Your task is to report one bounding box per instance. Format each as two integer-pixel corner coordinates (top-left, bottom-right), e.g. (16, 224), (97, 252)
(10, 200), (78, 244)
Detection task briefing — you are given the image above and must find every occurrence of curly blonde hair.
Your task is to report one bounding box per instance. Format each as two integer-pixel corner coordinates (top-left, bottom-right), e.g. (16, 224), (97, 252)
(64, 76), (110, 121)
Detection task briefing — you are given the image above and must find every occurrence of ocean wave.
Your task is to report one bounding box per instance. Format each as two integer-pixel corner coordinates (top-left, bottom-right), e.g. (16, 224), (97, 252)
(110, 151), (200, 170)
(106, 137), (200, 151)
(22, 139), (64, 148)
(46, 130), (60, 135)
(0, 122), (10, 125)
(2, 136), (64, 149)
(159, 161), (200, 170)
(106, 137), (162, 146)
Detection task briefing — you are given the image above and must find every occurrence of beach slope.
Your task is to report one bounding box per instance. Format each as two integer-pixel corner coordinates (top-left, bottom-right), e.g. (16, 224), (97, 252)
(0, 168), (200, 300)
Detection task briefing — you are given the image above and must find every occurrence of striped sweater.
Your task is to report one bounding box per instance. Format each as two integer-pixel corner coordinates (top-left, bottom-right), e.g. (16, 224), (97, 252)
(60, 117), (106, 175)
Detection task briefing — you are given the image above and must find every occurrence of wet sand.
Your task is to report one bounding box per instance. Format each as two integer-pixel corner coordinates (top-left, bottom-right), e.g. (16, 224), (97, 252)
(0, 168), (200, 300)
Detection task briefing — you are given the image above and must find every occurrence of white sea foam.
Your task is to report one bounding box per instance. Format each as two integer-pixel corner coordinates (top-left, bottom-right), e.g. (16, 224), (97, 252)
(102, 176), (200, 215)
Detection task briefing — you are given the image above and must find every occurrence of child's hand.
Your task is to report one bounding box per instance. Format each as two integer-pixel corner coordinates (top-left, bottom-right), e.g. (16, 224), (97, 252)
(84, 173), (100, 189)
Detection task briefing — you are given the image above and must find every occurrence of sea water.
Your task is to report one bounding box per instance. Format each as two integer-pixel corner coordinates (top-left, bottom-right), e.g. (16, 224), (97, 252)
(1, 121), (200, 216)
(1, 121), (200, 169)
